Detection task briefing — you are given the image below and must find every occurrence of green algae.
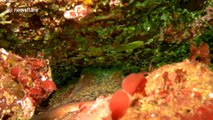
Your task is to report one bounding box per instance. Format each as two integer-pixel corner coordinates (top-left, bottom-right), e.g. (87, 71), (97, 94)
(0, 0), (212, 85)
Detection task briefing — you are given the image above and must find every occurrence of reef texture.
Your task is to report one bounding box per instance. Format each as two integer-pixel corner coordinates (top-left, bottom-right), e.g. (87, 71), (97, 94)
(0, 1), (212, 86)
(0, 48), (56, 120)
(121, 59), (213, 120)
(32, 43), (213, 120)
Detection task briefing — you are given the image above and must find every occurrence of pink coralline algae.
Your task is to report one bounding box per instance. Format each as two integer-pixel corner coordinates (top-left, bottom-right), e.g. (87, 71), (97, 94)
(64, 5), (91, 20)
(0, 48), (56, 120)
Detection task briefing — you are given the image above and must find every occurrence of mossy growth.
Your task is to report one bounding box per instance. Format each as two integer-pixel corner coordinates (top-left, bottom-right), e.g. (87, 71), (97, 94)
(0, 0), (212, 85)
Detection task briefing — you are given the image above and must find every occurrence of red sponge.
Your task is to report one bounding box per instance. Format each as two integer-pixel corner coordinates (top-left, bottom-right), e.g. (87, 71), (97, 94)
(11, 66), (20, 78)
(122, 73), (147, 95)
(109, 90), (130, 120)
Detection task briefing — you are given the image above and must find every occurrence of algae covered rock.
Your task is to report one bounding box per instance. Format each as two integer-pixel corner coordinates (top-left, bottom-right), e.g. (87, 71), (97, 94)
(0, 48), (56, 119)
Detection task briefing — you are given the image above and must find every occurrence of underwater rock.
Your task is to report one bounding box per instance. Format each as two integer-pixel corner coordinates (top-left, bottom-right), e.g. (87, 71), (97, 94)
(32, 58), (213, 120)
(31, 42), (213, 120)
(121, 59), (213, 120)
(31, 96), (110, 120)
(32, 68), (123, 120)
(48, 67), (122, 108)
(0, 48), (56, 120)
(137, 59), (213, 119)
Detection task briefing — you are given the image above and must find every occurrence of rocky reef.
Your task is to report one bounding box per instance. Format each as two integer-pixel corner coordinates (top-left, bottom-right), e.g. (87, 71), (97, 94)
(0, 0), (212, 119)
(0, 48), (56, 119)
(31, 42), (213, 120)
(0, 0), (212, 86)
